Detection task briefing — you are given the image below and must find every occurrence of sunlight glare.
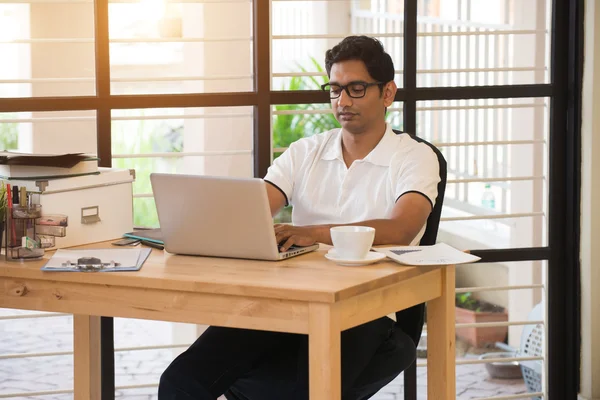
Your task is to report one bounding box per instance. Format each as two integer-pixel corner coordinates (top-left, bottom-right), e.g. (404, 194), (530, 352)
(0, 6), (20, 41)
(139, 0), (166, 22)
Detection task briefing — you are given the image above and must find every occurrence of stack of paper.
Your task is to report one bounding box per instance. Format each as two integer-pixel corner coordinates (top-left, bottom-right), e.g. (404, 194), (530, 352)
(375, 243), (480, 266)
(41, 248), (151, 272)
(0, 151), (99, 180)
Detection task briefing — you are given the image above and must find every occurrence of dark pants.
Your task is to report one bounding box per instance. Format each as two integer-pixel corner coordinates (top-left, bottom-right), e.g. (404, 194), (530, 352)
(158, 316), (397, 400)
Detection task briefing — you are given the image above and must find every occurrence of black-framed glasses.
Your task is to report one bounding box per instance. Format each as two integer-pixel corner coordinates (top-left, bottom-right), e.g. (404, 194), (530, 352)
(320, 81), (384, 99)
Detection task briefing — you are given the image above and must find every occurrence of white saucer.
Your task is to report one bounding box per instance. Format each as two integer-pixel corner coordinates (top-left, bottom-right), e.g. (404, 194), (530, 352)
(325, 249), (386, 266)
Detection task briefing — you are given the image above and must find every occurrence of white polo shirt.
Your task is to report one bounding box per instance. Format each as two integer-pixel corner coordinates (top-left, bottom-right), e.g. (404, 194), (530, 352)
(264, 124), (440, 245)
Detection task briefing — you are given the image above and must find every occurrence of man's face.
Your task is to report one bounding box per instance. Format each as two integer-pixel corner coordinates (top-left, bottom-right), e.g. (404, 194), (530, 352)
(328, 59), (396, 135)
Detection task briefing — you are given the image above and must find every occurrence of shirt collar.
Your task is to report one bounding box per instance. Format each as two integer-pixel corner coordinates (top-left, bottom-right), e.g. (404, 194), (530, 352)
(320, 124), (398, 166)
(320, 129), (344, 161)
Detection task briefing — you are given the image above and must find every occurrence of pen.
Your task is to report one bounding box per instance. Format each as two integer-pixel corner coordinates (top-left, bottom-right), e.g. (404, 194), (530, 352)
(6, 183), (16, 246)
(19, 187), (26, 208)
(12, 185), (18, 206)
(140, 240), (164, 250)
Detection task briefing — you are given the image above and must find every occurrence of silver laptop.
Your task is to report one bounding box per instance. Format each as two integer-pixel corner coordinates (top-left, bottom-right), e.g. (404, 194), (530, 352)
(150, 173), (318, 260)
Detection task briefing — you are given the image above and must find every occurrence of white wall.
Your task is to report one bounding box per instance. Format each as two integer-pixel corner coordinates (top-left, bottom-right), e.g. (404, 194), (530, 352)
(579, 0), (600, 398)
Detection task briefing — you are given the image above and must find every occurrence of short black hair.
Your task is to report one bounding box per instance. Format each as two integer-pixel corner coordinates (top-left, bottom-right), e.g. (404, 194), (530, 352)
(325, 36), (395, 83)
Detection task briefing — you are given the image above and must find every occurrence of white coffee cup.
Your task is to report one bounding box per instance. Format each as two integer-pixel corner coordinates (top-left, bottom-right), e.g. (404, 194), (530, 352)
(330, 226), (376, 260)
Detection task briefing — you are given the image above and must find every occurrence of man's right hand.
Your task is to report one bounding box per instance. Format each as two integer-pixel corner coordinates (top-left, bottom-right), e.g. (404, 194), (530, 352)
(274, 224), (320, 252)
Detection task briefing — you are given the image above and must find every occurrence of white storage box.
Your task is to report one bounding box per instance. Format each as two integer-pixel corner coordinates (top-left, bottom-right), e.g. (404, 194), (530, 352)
(7, 168), (134, 249)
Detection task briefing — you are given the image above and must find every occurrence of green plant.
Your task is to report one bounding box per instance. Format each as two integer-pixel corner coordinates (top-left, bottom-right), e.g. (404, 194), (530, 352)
(456, 292), (482, 312)
(456, 292), (504, 313)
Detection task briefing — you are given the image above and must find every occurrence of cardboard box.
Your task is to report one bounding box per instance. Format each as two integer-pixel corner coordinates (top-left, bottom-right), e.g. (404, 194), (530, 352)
(6, 168), (134, 249)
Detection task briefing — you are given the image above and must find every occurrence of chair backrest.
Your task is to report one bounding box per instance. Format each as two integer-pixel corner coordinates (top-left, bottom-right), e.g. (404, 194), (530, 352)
(392, 129), (447, 345)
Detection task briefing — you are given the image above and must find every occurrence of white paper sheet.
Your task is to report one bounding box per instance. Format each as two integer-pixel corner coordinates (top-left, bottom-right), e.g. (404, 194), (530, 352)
(43, 248), (142, 269)
(374, 243), (480, 266)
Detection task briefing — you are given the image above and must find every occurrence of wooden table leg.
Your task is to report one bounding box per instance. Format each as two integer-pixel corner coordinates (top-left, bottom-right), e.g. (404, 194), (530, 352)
(427, 265), (456, 400)
(73, 315), (102, 400)
(309, 303), (341, 400)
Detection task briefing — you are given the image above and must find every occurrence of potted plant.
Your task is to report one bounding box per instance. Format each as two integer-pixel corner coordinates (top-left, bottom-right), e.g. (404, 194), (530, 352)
(455, 291), (508, 347)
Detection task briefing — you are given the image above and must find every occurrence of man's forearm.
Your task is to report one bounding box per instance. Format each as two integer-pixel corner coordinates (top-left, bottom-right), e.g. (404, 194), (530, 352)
(311, 219), (415, 246)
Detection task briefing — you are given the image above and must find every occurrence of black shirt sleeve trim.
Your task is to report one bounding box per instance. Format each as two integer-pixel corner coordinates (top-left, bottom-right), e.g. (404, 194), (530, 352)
(264, 179), (289, 206)
(395, 190), (434, 210)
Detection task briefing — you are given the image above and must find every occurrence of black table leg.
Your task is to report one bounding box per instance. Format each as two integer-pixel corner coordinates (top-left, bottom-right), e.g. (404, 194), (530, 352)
(404, 361), (417, 400)
(100, 316), (115, 400)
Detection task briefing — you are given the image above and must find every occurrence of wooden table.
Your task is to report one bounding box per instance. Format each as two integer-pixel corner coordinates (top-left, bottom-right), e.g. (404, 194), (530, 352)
(0, 243), (455, 400)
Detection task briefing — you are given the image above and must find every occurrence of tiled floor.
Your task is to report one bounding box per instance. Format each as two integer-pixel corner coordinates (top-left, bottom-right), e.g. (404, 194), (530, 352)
(0, 312), (530, 399)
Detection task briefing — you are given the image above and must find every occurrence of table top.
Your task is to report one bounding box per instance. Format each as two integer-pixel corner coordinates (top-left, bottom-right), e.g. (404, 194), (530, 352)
(0, 242), (441, 303)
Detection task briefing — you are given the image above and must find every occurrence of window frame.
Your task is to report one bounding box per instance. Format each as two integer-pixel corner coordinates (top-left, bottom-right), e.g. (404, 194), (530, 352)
(0, 0), (582, 398)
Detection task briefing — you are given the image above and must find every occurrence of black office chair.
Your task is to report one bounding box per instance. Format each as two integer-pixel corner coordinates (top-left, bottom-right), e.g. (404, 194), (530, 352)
(225, 131), (447, 400)
(392, 130), (448, 400)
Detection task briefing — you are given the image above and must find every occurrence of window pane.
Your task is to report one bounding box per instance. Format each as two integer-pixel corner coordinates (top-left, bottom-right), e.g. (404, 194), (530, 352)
(0, 3), (96, 98)
(109, 0), (253, 95)
(0, 110), (97, 154)
(417, 97), (549, 249)
(272, 0), (404, 90)
(417, 0), (551, 87)
(439, 259), (545, 395)
(0, 114), (20, 151)
(111, 107), (253, 227)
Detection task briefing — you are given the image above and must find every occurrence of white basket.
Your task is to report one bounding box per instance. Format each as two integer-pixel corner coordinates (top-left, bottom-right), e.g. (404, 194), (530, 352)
(519, 302), (544, 399)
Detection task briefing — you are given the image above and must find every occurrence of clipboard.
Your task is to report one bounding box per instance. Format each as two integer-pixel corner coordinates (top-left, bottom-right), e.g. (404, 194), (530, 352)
(41, 247), (152, 272)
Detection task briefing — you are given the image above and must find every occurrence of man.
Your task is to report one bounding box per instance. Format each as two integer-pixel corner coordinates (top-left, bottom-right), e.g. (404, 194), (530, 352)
(159, 35), (440, 400)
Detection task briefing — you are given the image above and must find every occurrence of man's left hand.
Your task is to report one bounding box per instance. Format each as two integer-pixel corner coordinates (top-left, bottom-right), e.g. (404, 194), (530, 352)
(274, 224), (319, 252)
